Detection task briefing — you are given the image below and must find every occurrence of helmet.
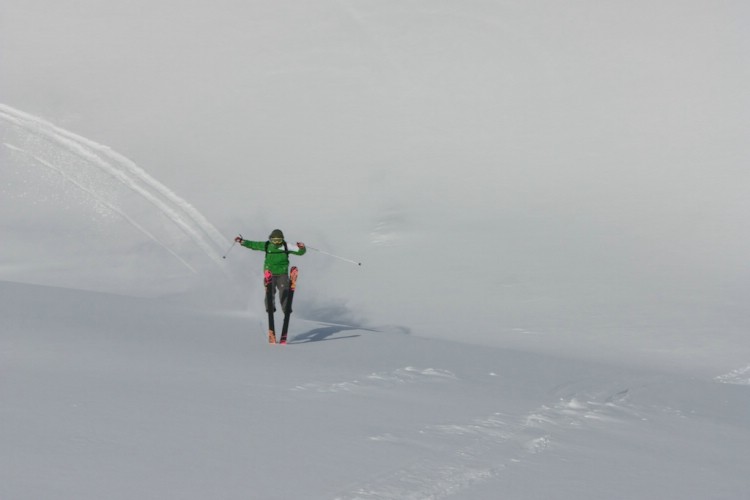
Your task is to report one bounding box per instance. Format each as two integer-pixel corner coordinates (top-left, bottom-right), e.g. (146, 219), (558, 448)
(269, 229), (284, 241)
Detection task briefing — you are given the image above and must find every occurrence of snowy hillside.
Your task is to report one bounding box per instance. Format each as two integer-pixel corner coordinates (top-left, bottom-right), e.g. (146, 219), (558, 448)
(3, 280), (749, 500)
(2, 0), (750, 498)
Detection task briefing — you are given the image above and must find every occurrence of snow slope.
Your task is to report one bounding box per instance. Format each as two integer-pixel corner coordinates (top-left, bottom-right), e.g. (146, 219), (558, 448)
(3, 280), (749, 500)
(2, 0), (750, 498)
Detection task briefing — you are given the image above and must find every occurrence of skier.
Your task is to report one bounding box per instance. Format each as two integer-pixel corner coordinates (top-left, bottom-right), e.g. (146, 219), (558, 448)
(235, 229), (306, 344)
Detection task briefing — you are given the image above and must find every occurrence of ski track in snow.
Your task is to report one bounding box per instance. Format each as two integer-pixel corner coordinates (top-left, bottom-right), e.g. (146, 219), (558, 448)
(0, 103), (227, 267)
(3, 143), (198, 273)
(296, 366), (635, 500)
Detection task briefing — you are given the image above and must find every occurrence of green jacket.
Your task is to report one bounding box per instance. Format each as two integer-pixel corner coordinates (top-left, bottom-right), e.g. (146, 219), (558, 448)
(241, 240), (306, 275)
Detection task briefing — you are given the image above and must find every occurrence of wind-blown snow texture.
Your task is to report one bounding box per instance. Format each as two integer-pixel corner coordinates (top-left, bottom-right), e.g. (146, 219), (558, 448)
(2, 1), (749, 499)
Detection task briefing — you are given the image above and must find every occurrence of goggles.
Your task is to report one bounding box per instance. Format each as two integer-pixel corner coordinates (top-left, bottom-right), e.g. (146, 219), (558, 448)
(270, 237), (284, 244)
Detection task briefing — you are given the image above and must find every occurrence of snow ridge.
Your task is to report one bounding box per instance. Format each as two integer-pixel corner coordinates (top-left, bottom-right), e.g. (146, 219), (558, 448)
(715, 365), (750, 386)
(335, 392), (632, 500)
(312, 368), (634, 500)
(291, 366), (456, 393)
(0, 103), (227, 267)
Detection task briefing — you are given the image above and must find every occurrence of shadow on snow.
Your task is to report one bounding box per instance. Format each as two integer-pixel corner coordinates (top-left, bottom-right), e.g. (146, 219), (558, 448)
(289, 324), (378, 344)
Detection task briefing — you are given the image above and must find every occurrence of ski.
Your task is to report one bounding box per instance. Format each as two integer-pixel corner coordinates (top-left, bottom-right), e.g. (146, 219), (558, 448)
(279, 266), (298, 345)
(264, 270), (276, 344)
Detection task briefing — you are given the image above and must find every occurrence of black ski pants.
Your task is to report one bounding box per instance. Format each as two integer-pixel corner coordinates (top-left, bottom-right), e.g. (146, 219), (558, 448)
(265, 274), (291, 313)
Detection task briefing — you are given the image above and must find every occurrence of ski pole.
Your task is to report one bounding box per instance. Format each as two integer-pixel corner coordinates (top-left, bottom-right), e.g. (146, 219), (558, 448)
(222, 234), (242, 259)
(307, 246), (362, 266)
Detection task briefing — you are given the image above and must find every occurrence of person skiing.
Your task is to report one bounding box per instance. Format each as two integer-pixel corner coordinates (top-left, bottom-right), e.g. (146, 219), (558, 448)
(235, 229), (306, 344)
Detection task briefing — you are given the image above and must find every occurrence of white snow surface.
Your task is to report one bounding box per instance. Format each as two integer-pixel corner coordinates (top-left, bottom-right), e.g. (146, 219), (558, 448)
(2, 1), (750, 499)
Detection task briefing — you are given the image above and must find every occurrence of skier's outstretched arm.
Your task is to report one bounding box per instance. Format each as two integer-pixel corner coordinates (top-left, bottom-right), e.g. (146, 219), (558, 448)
(291, 242), (306, 255)
(235, 237), (266, 251)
